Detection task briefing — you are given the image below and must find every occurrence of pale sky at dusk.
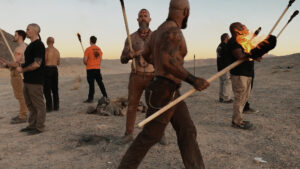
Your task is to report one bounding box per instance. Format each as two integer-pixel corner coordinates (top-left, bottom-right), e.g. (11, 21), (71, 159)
(1, 0), (299, 60)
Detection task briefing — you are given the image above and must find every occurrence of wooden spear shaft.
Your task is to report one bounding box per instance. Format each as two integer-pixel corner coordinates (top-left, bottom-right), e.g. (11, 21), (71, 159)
(138, 1), (296, 128)
(268, 0), (296, 35)
(138, 59), (245, 128)
(120, 0), (136, 72)
(277, 10), (299, 38)
(0, 28), (16, 62)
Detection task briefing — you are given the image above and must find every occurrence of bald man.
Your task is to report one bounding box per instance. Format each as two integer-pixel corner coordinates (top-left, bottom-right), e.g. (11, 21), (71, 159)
(119, 9), (164, 145)
(16, 23), (46, 135)
(118, 0), (209, 168)
(44, 37), (60, 112)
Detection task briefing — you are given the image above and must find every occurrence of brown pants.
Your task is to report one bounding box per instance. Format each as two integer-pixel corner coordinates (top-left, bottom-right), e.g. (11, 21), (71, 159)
(125, 72), (154, 135)
(231, 75), (252, 124)
(10, 69), (28, 119)
(118, 76), (205, 169)
(23, 83), (46, 131)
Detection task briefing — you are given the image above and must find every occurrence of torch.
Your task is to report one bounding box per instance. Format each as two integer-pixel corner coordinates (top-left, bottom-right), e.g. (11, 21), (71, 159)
(119, 0), (137, 72)
(250, 27), (262, 41)
(268, 0), (296, 35)
(137, 0), (297, 128)
(277, 10), (299, 38)
(76, 33), (85, 53)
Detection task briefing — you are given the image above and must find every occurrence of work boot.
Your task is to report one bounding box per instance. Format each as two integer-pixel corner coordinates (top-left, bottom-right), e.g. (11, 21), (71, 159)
(10, 116), (27, 124)
(83, 99), (93, 103)
(27, 129), (43, 135)
(20, 127), (35, 132)
(219, 98), (233, 103)
(159, 135), (168, 145)
(116, 134), (133, 145)
(244, 108), (259, 114)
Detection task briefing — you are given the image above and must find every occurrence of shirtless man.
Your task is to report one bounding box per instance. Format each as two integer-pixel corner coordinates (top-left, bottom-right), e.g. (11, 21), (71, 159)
(119, 9), (162, 145)
(44, 37), (60, 112)
(118, 0), (209, 168)
(0, 30), (29, 124)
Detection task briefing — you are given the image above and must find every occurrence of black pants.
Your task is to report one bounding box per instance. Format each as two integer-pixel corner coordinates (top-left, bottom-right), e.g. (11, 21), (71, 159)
(87, 69), (108, 100)
(43, 66), (59, 111)
(118, 76), (205, 169)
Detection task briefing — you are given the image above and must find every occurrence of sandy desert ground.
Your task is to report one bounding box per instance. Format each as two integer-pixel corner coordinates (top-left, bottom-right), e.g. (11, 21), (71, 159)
(0, 54), (299, 169)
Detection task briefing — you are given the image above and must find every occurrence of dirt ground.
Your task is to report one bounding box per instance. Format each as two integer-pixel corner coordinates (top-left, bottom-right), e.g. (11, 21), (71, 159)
(0, 54), (299, 169)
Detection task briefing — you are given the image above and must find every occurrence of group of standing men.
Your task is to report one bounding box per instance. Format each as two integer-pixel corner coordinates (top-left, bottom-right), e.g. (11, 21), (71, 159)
(0, 24), (60, 135)
(0, 0), (278, 167)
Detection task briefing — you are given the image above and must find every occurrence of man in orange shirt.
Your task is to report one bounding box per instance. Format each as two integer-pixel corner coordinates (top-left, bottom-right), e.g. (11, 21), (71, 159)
(83, 36), (108, 103)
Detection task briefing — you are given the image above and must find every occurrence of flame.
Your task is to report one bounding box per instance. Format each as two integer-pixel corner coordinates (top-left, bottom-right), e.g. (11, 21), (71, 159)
(236, 31), (267, 54)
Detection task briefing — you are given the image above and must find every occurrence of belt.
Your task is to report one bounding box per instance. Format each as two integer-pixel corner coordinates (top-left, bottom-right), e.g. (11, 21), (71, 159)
(132, 71), (155, 76)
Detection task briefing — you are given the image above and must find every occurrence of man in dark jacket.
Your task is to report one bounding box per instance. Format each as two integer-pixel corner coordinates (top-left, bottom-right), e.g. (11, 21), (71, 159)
(217, 33), (233, 103)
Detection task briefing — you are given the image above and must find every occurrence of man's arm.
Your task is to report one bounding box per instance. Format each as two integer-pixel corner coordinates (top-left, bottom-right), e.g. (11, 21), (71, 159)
(57, 50), (60, 66)
(232, 48), (247, 60)
(83, 49), (88, 65)
(160, 27), (209, 91)
(17, 57), (41, 73)
(160, 27), (189, 80)
(120, 38), (131, 64)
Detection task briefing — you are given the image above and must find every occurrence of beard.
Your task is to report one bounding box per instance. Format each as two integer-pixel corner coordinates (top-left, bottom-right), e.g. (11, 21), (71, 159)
(181, 16), (188, 29)
(139, 21), (149, 31)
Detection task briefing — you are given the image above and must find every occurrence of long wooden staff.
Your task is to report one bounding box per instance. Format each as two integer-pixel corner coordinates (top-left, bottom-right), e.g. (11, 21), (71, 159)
(138, 0), (296, 128)
(120, 0), (136, 72)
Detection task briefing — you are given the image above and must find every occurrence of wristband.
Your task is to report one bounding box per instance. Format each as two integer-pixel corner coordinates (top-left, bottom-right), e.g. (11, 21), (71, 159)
(185, 74), (196, 85)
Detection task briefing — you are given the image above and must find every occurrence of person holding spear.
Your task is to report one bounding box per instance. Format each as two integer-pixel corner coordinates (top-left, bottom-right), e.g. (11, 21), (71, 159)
(118, 0), (209, 168)
(228, 22), (276, 129)
(118, 9), (163, 145)
(0, 29), (29, 124)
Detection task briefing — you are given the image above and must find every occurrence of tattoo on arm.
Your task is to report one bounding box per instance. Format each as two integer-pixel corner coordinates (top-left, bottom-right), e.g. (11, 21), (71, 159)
(34, 57), (42, 65)
(160, 27), (189, 80)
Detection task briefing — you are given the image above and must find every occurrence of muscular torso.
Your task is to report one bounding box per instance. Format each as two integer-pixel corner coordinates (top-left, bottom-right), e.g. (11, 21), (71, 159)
(45, 47), (60, 66)
(121, 31), (154, 73)
(145, 21), (187, 84)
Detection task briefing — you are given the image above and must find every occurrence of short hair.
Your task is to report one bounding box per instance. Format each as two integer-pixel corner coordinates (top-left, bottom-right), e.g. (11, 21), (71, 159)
(229, 22), (241, 36)
(138, 9), (150, 16)
(28, 23), (41, 33)
(220, 33), (229, 42)
(15, 30), (26, 40)
(90, 36), (97, 44)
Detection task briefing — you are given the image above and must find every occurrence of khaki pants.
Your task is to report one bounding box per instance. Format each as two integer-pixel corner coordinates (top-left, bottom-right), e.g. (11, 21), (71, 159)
(10, 69), (28, 119)
(125, 72), (154, 135)
(23, 83), (46, 131)
(231, 75), (252, 124)
(219, 72), (232, 101)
